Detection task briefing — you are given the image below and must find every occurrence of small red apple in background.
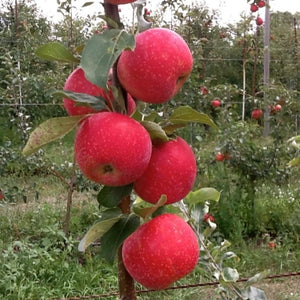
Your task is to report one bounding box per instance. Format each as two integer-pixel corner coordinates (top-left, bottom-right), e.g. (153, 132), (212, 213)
(63, 67), (109, 116)
(268, 241), (276, 249)
(0, 190), (4, 200)
(74, 112), (152, 186)
(144, 8), (151, 15)
(117, 28), (193, 104)
(215, 152), (225, 162)
(256, 16), (264, 26)
(251, 108), (263, 119)
(200, 86), (209, 95)
(105, 0), (136, 4)
(134, 137), (197, 205)
(274, 104), (282, 112)
(250, 3), (258, 12)
(122, 213), (199, 290)
(212, 98), (221, 108)
(257, 0), (266, 8)
(203, 213), (215, 223)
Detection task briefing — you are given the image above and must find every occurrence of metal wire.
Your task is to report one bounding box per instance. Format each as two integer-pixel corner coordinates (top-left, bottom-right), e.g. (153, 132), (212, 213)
(49, 271), (300, 300)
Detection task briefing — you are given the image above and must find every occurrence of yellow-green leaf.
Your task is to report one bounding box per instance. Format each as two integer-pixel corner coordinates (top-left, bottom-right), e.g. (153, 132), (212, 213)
(22, 115), (88, 156)
(78, 212), (122, 252)
(36, 42), (79, 63)
(185, 187), (221, 205)
(169, 105), (218, 129)
(141, 120), (169, 143)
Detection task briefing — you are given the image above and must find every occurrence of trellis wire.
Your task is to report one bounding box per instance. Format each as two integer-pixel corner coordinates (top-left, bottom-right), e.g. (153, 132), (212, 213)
(49, 271), (300, 300)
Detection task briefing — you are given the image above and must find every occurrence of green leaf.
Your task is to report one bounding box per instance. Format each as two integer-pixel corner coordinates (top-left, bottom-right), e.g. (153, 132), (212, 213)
(36, 42), (79, 63)
(221, 267), (239, 282)
(78, 208), (122, 252)
(81, 29), (135, 89)
(185, 188), (221, 205)
(241, 286), (266, 300)
(97, 184), (133, 208)
(82, 1), (94, 7)
(245, 270), (270, 287)
(22, 115), (88, 156)
(141, 121), (169, 143)
(168, 106), (218, 129)
(220, 251), (240, 264)
(288, 156), (300, 167)
(100, 214), (140, 264)
(134, 194), (167, 220)
(53, 90), (109, 111)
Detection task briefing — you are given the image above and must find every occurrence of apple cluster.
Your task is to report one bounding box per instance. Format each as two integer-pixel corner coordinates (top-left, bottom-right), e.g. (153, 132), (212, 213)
(250, 0), (266, 26)
(63, 25), (199, 289)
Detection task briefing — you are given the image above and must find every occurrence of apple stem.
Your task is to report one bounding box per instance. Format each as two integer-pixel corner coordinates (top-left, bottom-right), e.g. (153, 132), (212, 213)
(117, 195), (137, 300)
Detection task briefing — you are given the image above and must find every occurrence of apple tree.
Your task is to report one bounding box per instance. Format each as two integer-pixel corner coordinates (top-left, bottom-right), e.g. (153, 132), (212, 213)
(22, 0), (267, 299)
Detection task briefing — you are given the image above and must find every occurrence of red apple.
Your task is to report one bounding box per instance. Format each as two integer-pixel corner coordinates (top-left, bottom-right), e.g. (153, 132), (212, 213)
(203, 213), (215, 223)
(212, 99), (221, 108)
(257, 0), (266, 8)
(63, 67), (109, 116)
(250, 3), (258, 12)
(117, 28), (193, 104)
(74, 112), (152, 186)
(122, 213), (199, 290)
(251, 109), (263, 119)
(274, 104), (282, 112)
(256, 16), (264, 26)
(200, 86), (209, 95)
(134, 137), (197, 205)
(268, 241), (276, 248)
(105, 0), (136, 4)
(215, 152), (225, 162)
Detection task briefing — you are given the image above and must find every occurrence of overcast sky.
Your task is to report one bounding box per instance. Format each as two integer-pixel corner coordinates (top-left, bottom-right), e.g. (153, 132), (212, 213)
(34, 0), (299, 25)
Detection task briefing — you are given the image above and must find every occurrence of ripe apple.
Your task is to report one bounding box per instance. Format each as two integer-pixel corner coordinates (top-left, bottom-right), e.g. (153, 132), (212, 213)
(212, 99), (221, 108)
(257, 0), (266, 8)
(122, 213), (199, 290)
(250, 3), (258, 12)
(203, 213), (215, 223)
(134, 137), (197, 205)
(117, 28), (193, 104)
(215, 152), (225, 162)
(274, 104), (282, 112)
(74, 112), (152, 186)
(256, 16), (264, 26)
(63, 67), (109, 116)
(251, 109), (263, 119)
(105, 0), (136, 4)
(200, 86), (209, 95)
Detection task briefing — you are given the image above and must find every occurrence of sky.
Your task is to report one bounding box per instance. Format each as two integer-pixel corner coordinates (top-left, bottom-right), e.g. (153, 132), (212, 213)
(34, 0), (299, 25)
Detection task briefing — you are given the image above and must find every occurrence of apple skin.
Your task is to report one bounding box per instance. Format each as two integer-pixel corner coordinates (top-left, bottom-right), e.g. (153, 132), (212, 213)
(212, 99), (221, 108)
(63, 67), (109, 116)
(117, 28), (193, 104)
(122, 213), (199, 290)
(105, 0), (136, 4)
(256, 17), (264, 26)
(257, 0), (266, 8)
(251, 109), (263, 119)
(133, 137), (197, 205)
(250, 3), (258, 12)
(215, 152), (225, 162)
(74, 112), (152, 186)
(274, 104), (282, 112)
